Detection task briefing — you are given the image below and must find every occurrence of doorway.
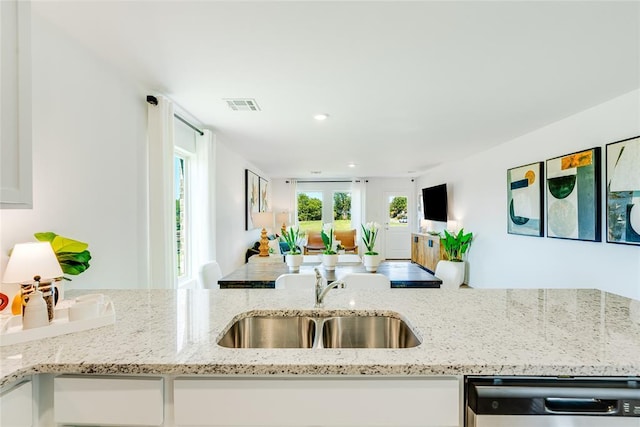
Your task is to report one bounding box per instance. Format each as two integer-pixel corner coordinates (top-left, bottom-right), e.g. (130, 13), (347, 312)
(383, 192), (411, 259)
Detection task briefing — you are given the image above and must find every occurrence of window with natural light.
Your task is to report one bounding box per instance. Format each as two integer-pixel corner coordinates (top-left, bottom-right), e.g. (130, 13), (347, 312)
(174, 155), (187, 277)
(333, 191), (352, 231)
(297, 191), (322, 235)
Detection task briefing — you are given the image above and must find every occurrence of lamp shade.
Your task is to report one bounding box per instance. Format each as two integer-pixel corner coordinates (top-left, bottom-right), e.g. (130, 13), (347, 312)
(3, 242), (63, 284)
(275, 211), (290, 227)
(252, 211), (274, 229)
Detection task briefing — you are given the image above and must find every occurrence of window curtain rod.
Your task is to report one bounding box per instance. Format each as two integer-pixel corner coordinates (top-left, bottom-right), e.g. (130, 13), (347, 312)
(146, 95), (204, 136)
(294, 180), (357, 183)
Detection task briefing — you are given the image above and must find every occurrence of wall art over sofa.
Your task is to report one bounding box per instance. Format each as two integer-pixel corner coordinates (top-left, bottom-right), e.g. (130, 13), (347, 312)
(606, 136), (640, 245)
(546, 147), (601, 242)
(245, 169), (260, 230)
(507, 162), (544, 237)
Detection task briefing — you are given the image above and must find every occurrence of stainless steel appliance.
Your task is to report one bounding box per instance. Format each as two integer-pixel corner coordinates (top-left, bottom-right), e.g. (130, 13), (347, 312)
(466, 376), (640, 426)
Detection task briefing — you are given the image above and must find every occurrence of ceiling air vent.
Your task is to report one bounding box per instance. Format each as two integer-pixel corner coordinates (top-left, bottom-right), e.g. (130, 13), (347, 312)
(224, 98), (261, 111)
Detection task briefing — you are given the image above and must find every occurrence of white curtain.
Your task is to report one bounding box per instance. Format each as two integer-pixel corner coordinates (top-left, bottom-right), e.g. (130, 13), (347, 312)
(192, 129), (216, 287)
(350, 178), (366, 251)
(288, 178), (298, 224)
(147, 96), (176, 288)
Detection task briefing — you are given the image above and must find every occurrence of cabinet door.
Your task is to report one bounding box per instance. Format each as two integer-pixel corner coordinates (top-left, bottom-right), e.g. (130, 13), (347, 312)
(1, 0), (32, 208)
(174, 376), (460, 426)
(54, 375), (164, 426)
(0, 380), (33, 427)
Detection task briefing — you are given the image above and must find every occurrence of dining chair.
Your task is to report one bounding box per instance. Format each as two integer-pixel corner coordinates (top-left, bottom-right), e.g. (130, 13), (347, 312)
(274, 273), (318, 289)
(434, 260), (463, 290)
(341, 273), (390, 290)
(200, 261), (223, 289)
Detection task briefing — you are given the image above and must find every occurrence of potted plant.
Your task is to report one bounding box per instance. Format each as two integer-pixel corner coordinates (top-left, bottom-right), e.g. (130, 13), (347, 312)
(281, 226), (303, 272)
(320, 223), (338, 270)
(438, 228), (473, 287)
(361, 222), (381, 272)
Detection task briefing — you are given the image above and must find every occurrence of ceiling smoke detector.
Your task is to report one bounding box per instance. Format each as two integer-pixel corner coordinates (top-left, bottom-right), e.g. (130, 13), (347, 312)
(224, 98), (261, 111)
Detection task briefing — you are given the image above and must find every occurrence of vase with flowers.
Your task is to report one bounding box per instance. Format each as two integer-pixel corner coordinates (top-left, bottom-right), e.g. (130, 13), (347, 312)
(320, 223), (338, 270)
(281, 226), (303, 272)
(361, 222), (381, 272)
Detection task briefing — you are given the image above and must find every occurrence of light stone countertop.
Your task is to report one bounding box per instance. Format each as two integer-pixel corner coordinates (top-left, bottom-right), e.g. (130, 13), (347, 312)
(1, 288), (640, 387)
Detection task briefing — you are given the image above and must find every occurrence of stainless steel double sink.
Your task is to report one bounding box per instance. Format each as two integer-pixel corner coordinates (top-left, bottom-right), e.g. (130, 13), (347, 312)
(217, 312), (421, 349)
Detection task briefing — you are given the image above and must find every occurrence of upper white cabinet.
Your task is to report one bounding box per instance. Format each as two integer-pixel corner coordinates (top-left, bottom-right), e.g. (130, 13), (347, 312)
(1, 0), (32, 209)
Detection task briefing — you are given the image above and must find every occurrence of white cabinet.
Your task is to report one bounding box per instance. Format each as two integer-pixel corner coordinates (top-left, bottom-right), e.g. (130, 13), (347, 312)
(53, 375), (164, 426)
(174, 376), (461, 427)
(0, 379), (33, 427)
(1, 0), (32, 208)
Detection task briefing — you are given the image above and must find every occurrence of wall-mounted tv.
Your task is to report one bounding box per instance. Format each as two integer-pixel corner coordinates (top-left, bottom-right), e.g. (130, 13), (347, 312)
(422, 184), (448, 222)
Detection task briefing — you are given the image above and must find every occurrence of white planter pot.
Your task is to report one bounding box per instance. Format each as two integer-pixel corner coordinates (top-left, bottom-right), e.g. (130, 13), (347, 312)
(362, 254), (381, 272)
(285, 254), (303, 272)
(322, 254), (338, 271)
(434, 260), (465, 290)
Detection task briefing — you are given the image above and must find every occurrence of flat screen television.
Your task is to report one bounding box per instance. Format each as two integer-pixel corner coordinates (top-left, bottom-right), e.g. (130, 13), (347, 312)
(422, 184), (448, 222)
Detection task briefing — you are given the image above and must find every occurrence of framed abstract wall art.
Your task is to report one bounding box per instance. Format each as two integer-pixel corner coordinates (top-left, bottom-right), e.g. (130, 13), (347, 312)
(507, 162), (544, 237)
(606, 136), (640, 245)
(245, 169), (260, 230)
(546, 147), (601, 242)
(259, 176), (270, 212)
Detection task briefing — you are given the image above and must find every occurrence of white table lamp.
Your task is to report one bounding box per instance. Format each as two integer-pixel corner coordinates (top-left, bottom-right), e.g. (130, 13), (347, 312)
(252, 212), (274, 257)
(3, 242), (63, 285)
(275, 211), (290, 235)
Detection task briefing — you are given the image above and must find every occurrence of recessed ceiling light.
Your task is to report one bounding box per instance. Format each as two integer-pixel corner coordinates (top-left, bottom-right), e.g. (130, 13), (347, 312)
(313, 113), (329, 121)
(348, 163), (356, 168)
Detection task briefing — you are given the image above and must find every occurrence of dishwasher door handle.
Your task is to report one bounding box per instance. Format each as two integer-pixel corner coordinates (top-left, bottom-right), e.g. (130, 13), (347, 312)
(545, 397), (618, 414)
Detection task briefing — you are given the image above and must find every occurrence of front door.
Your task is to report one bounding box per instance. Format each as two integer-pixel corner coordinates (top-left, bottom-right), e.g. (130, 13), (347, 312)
(383, 192), (411, 259)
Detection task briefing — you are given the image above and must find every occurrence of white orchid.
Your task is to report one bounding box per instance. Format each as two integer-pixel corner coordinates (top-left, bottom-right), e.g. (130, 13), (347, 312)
(320, 223), (336, 254)
(361, 221), (380, 255)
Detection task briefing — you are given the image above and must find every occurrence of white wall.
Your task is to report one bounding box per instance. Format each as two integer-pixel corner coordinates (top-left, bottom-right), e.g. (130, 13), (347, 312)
(0, 13), (149, 289)
(416, 89), (640, 299)
(214, 142), (269, 275)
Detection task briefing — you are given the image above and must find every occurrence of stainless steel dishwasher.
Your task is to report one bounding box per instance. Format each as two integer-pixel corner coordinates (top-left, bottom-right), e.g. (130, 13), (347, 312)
(466, 376), (640, 426)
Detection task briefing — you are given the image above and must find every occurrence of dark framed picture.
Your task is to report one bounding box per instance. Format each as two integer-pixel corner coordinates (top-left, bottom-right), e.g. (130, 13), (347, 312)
(546, 147), (601, 242)
(507, 161), (544, 237)
(245, 169), (259, 230)
(606, 135), (640, 245)
(259, 176), (269, 212)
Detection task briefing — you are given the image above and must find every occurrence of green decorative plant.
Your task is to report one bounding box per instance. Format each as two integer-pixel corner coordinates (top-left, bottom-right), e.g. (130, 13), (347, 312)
(440, 229), (473, 262)
(34, 232), (92, 280)
(361, 222), (380, 255)
(281, 226), (301, 255)
(320, 223), (337, 255)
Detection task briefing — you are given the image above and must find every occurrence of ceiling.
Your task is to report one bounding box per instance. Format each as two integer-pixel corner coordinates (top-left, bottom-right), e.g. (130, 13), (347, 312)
(33, 1), (640, 179)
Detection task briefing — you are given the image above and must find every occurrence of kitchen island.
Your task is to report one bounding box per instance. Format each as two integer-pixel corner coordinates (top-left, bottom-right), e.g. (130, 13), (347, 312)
(1, 288), (639, 426)
(2, 287), (640, 384)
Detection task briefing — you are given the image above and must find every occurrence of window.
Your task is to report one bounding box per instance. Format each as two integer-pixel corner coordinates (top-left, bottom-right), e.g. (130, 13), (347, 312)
(297, 191), (322, 234)
(174, 154), (188, 278)
(333, 192), (352, 231)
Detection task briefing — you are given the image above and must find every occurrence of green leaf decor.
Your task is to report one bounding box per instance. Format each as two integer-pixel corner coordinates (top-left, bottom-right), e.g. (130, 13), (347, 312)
(34, 232), (92, 280)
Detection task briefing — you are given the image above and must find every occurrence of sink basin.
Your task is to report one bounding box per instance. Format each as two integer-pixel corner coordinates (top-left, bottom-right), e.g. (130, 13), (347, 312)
(217, 316), (316, 348)
(321, 315), (421, 348)
(217, 312), (421, 349)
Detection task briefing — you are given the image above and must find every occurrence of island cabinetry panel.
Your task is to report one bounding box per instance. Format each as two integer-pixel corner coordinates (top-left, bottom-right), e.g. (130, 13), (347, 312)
(174, 376), (460, 426)
(0, 379), (32, 427)
(411, 234), (445, 273)
(53, 375), (164, 426)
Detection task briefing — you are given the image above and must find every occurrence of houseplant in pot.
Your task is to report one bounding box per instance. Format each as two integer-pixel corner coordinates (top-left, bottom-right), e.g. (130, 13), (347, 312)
(320, 223), (338, 270)
(281, 226), (303, 272)
(361, 222), (381, 272)
(439, 228), (473, 287)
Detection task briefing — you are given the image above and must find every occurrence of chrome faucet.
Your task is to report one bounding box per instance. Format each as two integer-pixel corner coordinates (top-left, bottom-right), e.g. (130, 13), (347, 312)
(314, 268), (345, 308)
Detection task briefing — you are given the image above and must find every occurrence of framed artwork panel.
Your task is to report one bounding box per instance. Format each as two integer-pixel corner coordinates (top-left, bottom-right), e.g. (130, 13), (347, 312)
(507, 161), (544, 237)
(546, 147), (601, 242)
(245, 169), (259, 230)
(259, 177), (270, 212)
(606, 135), (640, 245)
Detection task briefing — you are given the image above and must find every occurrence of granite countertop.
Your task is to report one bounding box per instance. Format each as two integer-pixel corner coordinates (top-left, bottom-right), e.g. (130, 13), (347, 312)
(1, 288), (640, 387)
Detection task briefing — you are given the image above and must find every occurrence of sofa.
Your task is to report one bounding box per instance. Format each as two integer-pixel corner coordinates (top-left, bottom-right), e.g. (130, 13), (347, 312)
(303, 229), (358, 254)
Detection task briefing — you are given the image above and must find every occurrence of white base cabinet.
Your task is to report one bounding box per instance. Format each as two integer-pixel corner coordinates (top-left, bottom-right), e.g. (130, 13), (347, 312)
(0, 379), (33, 427)
(174, 376), (460, 427)
(53, 375), (164, 426)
